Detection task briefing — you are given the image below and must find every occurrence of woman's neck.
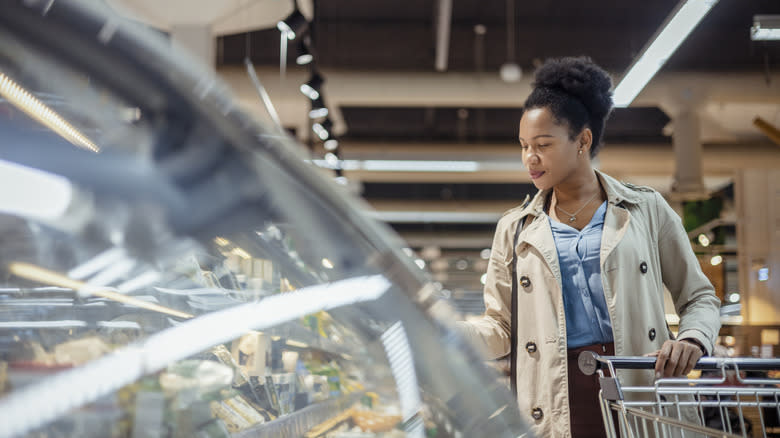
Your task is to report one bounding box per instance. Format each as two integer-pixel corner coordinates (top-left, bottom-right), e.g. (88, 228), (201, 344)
(552, 167), (601, 204)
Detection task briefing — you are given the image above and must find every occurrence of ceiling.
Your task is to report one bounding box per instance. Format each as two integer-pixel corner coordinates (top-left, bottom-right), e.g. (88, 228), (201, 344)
(218, 0), (780, 73)
(112, 0), (780, 310)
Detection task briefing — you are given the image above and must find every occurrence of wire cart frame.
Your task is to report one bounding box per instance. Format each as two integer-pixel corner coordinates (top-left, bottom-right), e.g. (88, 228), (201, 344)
(578, 352), (780, 438)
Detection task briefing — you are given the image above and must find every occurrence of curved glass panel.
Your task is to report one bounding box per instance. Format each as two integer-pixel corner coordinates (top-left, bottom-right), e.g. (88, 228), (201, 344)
(0, 2), (527, 437)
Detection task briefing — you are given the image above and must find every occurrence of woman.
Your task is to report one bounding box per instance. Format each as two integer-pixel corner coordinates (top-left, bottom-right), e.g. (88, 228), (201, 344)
(457, 57), (721, 437)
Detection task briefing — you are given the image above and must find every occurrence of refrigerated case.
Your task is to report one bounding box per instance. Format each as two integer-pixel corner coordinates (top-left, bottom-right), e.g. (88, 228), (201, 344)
(0, 1), (527, 437)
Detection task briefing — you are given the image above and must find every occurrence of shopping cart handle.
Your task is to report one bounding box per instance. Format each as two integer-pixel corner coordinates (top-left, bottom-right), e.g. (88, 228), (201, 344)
(578, 351), (780, 376)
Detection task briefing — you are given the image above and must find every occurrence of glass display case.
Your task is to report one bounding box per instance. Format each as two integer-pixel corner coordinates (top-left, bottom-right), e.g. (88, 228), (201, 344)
(0, 1), (528, 437)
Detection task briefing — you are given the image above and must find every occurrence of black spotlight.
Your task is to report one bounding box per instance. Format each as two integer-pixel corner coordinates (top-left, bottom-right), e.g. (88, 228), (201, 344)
(277, 9), (308, 40)
(313, 118), (333, 141)
(324, 138), (339, 151)
(309, 97), (329, 119)
(296, 39), (313, 65)
(300, 72), (324, 100)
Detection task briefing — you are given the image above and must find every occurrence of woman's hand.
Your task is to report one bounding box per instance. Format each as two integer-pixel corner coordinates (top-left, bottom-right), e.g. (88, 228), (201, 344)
(646, 339), (704, 379)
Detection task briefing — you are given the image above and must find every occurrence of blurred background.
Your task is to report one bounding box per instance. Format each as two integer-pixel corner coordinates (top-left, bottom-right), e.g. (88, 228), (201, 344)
(108, 0), (780, 357)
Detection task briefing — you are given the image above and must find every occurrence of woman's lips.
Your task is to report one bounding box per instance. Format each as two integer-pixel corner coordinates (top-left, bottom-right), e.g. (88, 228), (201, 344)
(529, 171), (545, 180)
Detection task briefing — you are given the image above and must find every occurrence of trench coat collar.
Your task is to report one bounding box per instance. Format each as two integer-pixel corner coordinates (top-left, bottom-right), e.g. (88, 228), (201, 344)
(518, 169), (642, 220)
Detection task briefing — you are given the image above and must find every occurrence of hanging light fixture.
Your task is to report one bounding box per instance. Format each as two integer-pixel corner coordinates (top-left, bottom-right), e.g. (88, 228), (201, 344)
(499, 0), (522, 83)
(277, 9), (308, 41)
(324, 138), (339, 151)
(308, 97), (329, 119)
(296, 38), (314, 65)
(300, 72), (324, 100)
(312, 117), (333, 141)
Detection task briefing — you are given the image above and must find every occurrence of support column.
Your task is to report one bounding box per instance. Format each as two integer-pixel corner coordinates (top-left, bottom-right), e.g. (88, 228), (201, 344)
(170, 24), (214, 68)
(736, 169), (780, 326)
(671, 110), (705, 196)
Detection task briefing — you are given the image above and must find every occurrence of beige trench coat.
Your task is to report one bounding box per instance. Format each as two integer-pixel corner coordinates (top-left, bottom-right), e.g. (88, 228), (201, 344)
(458, 170), (721, 437)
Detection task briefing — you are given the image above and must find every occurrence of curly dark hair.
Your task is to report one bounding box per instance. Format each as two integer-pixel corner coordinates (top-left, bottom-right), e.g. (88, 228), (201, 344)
(523, 56), (613, 158)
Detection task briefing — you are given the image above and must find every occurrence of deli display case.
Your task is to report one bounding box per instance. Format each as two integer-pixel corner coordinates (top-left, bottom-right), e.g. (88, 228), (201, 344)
(0, 1), (527, 437)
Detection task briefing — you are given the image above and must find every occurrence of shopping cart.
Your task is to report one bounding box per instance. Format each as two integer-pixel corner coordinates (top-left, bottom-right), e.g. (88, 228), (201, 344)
(578, 352), (780, 438)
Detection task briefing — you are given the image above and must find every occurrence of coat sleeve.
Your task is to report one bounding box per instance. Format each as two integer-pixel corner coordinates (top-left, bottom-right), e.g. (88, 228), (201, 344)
(654, 192), (721, 355)
(455, 219), (514, 359)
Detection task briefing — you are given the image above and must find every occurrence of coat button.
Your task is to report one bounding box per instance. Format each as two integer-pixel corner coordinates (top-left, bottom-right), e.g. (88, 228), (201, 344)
(531, 407), (543, 420)
(649, 328), (656, 341)
(640, 261), (648, 274)
(525, 342), (537, 354)
(520, 275), (531, 288)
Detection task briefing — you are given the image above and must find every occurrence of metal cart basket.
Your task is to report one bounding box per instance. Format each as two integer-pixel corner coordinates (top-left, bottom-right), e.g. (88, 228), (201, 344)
(578, 352), (780, 438)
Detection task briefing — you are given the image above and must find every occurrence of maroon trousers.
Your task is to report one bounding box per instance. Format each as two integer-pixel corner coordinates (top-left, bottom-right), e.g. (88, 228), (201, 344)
(567, 342), (616, 438)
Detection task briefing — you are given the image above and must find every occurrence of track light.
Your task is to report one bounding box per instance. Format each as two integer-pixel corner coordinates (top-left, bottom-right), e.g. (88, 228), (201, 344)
(300, 72), (324, 100)
(277, 9), (308, 41)
(309, 97), (329, 119)
(296, 39), (314, 65)
(710, 255), (723, 266)
(751, 15), (780, 41)
(324, 152), (340, 167)
(324, 139), (339, 151)
(312, 118), (333, 141)
(697, 232), (712, 247)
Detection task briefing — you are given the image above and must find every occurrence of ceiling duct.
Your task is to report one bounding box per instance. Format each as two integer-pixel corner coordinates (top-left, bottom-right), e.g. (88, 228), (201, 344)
(434, 0), (452, 72)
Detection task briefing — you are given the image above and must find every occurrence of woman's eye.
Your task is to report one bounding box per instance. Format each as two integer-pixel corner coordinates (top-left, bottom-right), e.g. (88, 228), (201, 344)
(538, 143), (550, 148)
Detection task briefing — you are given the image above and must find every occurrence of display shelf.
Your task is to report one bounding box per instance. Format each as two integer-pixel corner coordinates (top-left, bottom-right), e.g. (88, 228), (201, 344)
(233, 392), (363, 438)
(266, 321), (353, 358)
(233, 232), (321, 289)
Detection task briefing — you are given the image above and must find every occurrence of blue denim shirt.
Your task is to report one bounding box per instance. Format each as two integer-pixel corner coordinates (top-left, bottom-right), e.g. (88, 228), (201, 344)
(549, 201), (614, 348)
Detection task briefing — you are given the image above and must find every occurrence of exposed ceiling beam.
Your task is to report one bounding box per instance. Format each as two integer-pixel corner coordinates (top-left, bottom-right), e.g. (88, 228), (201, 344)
(753, 116), (780, 145)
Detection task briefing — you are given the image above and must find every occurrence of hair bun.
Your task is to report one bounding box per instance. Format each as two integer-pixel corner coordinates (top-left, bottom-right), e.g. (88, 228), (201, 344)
(533, 56), (613, 120)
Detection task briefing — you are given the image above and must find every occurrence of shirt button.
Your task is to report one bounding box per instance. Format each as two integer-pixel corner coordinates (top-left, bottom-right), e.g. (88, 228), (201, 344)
(520, 275), (531, 288)
(531, 407), (544, 420)
(649, 328), (656, 341)
(640, 261), (648, 274)
(525, 342), (537, 354)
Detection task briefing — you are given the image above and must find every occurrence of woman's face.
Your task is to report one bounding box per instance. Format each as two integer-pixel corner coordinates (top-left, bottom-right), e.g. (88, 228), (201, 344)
(519, 107), (585, 191)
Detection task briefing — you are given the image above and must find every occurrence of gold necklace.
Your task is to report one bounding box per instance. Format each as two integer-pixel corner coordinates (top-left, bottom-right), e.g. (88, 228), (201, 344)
(555, 191), (599, 223)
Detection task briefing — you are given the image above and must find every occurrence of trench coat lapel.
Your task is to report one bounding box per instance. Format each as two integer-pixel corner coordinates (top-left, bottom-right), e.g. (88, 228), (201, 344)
(517, 213), (563, 300)
(596, 170), (639, 269)
(600, 203), (631, 269)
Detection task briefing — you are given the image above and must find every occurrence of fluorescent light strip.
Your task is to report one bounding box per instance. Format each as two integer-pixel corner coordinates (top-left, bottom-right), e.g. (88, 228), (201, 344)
(381, 321), (422, 423)
(85, 258), (136, 288)
(97, 321), (141, 329)
(367, 211), (502, 224)
(313, 159), (481, 172)
(310, 159), (523, 173)
(115, 270), (161, 294)
(68, 247), (127, 280)
(752, 28), (780, 41)
(0, 159), (73, 220)
(0, 320), (87, 328)
(612, 0), (718, 107)
(0, 72), (99, 152)
(363, 160), (479, 172)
